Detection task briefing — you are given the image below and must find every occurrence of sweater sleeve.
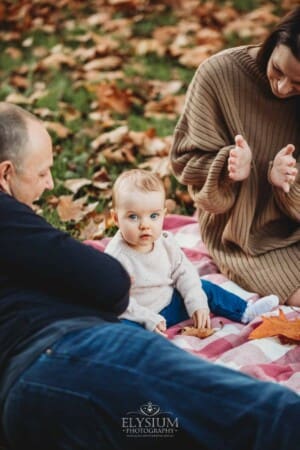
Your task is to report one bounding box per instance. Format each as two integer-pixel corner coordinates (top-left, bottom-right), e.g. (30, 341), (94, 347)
(105, 232), (165, 330)
(0, 193), (130, 315)
(270, 162), (300, 222)
(119, 297), (165, 331)
(164, 233), (209, 316)
(170, 55), (241, 214)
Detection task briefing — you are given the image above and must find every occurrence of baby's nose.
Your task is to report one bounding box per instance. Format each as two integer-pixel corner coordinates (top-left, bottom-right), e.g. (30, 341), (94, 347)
(139, 218), (150, 229)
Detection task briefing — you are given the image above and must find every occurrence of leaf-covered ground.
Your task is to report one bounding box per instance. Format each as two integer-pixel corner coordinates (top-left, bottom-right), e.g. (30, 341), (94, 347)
(1, 0), (297, 239)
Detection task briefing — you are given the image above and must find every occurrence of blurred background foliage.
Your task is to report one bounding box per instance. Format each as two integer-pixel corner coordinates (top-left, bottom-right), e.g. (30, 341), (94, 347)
(0, 0), (297, 238)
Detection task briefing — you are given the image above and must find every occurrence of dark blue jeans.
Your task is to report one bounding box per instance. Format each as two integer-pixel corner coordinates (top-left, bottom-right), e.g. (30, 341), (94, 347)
(2, 322), (300, 450)
(124, 279), (247, 329)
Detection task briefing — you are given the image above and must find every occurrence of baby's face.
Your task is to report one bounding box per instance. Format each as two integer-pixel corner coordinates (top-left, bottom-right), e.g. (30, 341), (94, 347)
(114, 189), (165, 252)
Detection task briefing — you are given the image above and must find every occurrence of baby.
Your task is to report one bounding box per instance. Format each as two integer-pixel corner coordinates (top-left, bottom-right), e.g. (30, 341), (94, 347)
(105, 169), (279, 336)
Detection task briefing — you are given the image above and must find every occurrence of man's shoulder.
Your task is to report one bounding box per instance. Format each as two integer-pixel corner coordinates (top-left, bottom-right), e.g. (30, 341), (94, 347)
(0, 191), (29, 215)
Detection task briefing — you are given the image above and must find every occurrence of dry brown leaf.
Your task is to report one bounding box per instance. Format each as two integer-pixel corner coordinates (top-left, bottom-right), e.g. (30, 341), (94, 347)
(79, 218), (106, 241)
(57, 195), (98, 223)
(85, 13), (112, 27)
(10, 75), (29, 89)
(108, 0), (147, 6)
(102, 143), (136, 164)
(64, 178), (92, 194)
(145, 95), (184, 117)
(245, 5), (279, 25)
(94, 83), (132, 114)
(133, 38), (166, 56)
(152, 26), (178, 45)
(38, 53), (76, 70)
(83, 56), (122, 72)
(212, 7), (238, 25)
(180, 326), (215, 339)
(5, 93), (32, 105)
(196, 28), (224, 48)
(91, 168), (111, 190)
(0, 31), (21, 41)
(45, 121), (71, 138)
(179, 45), (217, 68)
(102, 18), (132, 38)
(91, 125), (128, 150)
(92, 167), (110, 182)
(141, 136), (171, 157)
(149, 80), (183, 97)
(57, 195), (87, 222)
(139, 156), (171, 178)
(249, 309), (300, 344)
(5, 47), (22, 59)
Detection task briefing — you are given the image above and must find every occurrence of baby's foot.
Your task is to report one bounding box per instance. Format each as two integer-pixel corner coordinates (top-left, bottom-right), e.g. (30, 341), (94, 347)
(241, 295), (279, 324)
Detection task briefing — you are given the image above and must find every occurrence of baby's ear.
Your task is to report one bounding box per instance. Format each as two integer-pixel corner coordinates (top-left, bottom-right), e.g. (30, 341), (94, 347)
(110, 209), (118, 225)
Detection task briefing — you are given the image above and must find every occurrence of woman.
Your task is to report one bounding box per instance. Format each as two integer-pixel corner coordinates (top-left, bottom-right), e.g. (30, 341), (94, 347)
(170, 7), (300, 305)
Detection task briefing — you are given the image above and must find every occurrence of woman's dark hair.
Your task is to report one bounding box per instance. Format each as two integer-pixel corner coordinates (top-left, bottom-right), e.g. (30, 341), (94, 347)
(256, 6), (300, 72)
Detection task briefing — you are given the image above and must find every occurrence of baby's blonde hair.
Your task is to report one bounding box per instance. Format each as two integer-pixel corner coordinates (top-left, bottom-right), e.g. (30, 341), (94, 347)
(112, 169), (165, 208)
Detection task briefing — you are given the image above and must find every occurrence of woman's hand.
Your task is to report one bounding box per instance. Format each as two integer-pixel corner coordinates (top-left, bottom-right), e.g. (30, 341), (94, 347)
(269, 144), (298, 193)
(228, 134), (252, 181)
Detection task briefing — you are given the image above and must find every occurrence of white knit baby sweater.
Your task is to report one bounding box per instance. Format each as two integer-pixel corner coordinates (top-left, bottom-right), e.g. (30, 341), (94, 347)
(105, 230), (208, 331)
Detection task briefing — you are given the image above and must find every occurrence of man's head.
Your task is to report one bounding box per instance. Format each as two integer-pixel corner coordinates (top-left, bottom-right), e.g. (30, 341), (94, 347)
(111, 169), (166, 253)
(0, 102), (54, 207)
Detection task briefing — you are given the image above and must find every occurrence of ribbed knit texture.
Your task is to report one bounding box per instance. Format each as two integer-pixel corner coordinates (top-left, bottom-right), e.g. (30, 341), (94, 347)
(170, 45), (300, 302)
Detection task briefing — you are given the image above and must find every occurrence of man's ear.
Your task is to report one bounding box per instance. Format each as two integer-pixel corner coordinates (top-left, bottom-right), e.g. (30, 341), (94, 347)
(110, 209), (119, 226)
(0, 160), (14, 193)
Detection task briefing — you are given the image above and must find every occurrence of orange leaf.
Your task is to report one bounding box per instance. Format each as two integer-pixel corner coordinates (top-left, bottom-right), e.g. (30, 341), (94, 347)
(249, 309), (300, 343)
(180, 326), (214, 339)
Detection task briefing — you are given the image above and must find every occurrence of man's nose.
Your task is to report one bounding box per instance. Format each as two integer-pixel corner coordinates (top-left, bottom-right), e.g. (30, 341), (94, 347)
(46, 171), (54, 190)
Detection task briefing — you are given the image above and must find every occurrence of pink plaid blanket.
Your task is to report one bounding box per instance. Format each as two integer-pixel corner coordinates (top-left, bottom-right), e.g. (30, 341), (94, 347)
(85, 214), (300, 394)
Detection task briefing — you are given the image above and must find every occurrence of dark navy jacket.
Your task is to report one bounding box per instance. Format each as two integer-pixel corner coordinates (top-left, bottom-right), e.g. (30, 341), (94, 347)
(0, 191), (130, 406)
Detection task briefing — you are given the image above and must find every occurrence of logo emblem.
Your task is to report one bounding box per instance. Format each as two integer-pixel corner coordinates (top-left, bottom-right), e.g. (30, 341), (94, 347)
(140, 401), (160, 416)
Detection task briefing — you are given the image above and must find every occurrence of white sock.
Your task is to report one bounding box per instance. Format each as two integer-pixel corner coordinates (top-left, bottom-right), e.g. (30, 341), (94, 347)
(241, 295), (279, 324)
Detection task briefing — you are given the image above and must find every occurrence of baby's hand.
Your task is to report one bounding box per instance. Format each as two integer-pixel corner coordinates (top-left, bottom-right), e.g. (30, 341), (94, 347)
(192, 308), (211, 329)
(269, 144), (298, 193)
(154, 320), (167, 337)
(228, 134), (252, 181)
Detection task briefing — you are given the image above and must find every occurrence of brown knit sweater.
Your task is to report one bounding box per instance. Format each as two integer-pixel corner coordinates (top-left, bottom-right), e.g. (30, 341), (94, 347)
(170, 45), (300, 302)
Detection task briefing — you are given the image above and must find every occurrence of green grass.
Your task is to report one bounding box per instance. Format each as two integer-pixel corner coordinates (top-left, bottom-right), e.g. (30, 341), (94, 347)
(132, 10), (178, 37)
(215, 0), (262, 11)
(128, 115), (178, 137)
(1, 0), (288, 237)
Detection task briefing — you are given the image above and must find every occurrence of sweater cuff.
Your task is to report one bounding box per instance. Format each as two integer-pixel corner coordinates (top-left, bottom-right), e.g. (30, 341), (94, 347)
(145, 313), (166, 331)
(185, 293), (209, 317)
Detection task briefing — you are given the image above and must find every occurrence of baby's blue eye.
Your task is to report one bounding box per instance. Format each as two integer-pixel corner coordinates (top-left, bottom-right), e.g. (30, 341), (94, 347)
(128, 214), (138, 221)
(150, 213), (159, 220)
